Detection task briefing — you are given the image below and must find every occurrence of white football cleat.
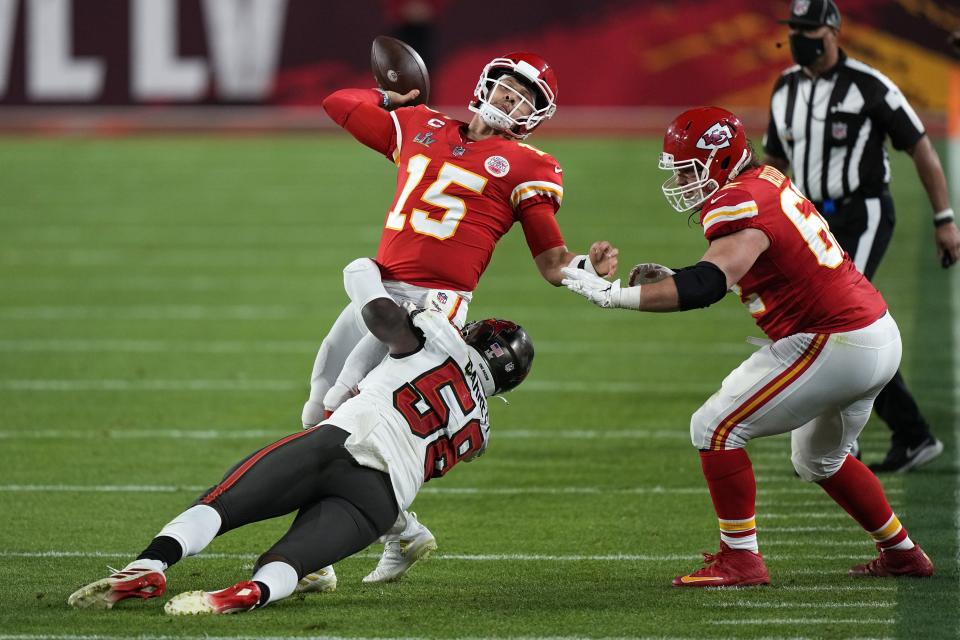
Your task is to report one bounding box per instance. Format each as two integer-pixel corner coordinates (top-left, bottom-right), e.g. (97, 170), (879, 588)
(67, 567), (166, 609)
(295, 565), (337, 593)
(362, 513), (437, 583)
(164, 580), (260, 615)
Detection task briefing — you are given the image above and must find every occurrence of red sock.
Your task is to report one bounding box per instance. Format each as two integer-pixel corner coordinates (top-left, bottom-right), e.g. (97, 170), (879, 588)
(699, 449), (758, 552)
(820, 455), (912, 550)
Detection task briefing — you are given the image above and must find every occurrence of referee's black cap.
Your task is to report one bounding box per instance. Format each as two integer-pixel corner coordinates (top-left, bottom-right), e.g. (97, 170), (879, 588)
(779, 0), (842, 29)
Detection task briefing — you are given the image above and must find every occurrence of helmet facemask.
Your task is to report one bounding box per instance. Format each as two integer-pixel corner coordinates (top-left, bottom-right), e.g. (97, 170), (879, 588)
(659, 151), (721, 213)
(659, 147), (751, 213)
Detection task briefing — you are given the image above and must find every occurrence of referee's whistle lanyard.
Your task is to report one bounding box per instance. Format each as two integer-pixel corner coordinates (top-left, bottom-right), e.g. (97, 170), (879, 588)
(790, 34), (826, 67)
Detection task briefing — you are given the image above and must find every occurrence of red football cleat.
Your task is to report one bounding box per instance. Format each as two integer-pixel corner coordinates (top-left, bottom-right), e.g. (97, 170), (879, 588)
(164, 580), (262, 615)
(67, 567), (167, 609)
(673, 542), (770, 587)
(849, 544), (934, 578)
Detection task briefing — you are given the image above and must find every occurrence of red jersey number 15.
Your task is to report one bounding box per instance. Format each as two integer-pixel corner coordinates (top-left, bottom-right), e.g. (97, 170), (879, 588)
(385, 155), (489, 240)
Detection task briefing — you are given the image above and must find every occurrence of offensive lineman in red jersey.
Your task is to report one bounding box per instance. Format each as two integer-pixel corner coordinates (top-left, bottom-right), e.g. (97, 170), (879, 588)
(299, 52), (617, 588)
(562, 106), (933, 586)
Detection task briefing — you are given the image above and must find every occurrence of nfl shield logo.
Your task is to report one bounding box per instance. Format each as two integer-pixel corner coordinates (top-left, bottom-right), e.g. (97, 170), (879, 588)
(452, 146), (466, 157)
(832, 122), (848, 141)
(793, 0), (811, 15)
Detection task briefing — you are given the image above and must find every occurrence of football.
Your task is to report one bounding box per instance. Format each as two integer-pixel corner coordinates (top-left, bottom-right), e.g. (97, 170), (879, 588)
(370, 35), (430, 107)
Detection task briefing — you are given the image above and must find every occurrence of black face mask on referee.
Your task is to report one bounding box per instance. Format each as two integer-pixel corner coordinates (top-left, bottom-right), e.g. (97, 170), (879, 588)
(789, 32), (826, 67)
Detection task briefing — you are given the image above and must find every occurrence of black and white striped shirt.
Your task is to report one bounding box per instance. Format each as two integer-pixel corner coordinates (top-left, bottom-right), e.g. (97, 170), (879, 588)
(763, 50), (926, 203)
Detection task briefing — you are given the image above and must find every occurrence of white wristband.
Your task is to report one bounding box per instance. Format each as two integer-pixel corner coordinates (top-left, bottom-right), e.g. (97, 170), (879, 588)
(567, 254), (598, 276)
(934, 208), (955, 222)
(343, 258), (390, 308)
(619, 285), (642, 310)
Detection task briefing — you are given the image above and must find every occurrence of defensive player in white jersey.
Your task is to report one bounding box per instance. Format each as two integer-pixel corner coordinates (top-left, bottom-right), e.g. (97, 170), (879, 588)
(563, 106), (933, 586)
(67, 258), (534, 615)
(303, 50), (616, 587)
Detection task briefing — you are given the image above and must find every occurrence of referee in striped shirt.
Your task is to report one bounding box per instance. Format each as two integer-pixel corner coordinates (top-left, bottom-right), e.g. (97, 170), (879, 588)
(763, 0), (960, 472)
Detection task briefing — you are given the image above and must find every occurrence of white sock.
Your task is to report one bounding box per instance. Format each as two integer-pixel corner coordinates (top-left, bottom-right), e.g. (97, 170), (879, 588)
(884, 537), (915, 551)
(157, 504), (221, 558)
(252, 561), (299, 605)
(122, 558), (165, 573)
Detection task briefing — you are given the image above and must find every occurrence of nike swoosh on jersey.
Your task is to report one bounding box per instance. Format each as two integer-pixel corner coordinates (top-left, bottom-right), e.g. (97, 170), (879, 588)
(554, 165), (563, 173)
(679, 575), (724, 583)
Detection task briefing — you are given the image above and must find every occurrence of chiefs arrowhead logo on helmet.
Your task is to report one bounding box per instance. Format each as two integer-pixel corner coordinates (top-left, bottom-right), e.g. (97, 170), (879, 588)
(696, 123), (733, 150)
(659, 106), (752, 213)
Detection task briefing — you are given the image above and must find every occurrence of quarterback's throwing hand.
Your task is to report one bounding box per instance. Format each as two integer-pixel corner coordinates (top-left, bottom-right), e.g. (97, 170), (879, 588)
(562, 267), (630, 309)
(589, 241), (619, 277)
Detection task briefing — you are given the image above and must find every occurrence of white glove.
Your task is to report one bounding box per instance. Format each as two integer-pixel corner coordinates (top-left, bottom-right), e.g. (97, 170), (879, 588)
(628, 262), (676, 286)
(560, 267), (641, 310)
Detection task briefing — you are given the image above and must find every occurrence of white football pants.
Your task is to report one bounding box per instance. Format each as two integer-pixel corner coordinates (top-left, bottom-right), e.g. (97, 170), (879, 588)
(301, 281), (470, 428)
(690, 312), (901, 482)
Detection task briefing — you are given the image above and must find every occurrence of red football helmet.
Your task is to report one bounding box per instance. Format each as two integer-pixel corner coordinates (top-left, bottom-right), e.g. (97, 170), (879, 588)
(469, 52), (558, 139)
(659, 106), (752, 213)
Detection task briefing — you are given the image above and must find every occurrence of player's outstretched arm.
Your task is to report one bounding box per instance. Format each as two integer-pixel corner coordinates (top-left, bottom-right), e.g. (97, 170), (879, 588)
(342, 258), (422, 355)
(562, 229), (768, 312)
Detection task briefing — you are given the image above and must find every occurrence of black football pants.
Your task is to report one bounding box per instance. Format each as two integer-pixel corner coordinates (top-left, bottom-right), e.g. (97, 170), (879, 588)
(819, 192), (933, 448)
(195, 425), (399, 578)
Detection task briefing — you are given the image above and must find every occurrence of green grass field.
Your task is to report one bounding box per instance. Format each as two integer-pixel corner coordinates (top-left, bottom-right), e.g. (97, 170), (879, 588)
(0, 135), (956, 639)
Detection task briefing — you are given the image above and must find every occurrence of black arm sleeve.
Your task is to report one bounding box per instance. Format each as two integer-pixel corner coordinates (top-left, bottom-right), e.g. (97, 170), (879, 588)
(673, 261), (728, 310)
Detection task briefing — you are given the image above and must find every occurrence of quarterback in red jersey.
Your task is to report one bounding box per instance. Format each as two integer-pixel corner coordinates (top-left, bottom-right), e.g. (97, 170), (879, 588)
(563, 106), (933, 586)
(299, 52), (617, 589)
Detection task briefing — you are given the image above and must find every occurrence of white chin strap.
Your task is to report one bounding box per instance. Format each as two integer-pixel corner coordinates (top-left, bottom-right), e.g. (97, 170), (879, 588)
(478, 102), (513, 132)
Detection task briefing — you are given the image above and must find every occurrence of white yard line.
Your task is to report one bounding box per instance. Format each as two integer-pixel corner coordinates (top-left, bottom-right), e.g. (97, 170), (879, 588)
(760, 525), (859, 533)
(0, 306), (297, 320)
(0, 550), (875, 562)
(715, 601), (893, 608)
(710, 619), (894, 625)
(776, 584), (895, 592)
(0, 428), (690, 441)
(0, 635), (875, 640)
(0, 338), (750, 357)
(0, 484), (902, 497)
(0, 379), (718, 394)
